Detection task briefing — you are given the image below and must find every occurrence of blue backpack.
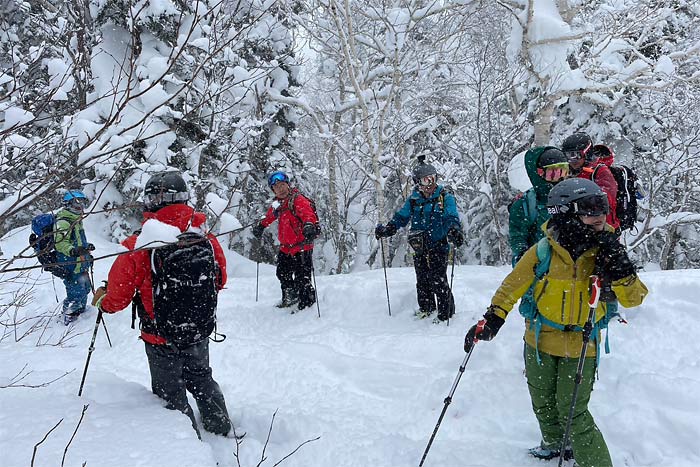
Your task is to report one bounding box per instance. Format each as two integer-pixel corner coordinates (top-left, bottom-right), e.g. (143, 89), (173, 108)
(29, 213), (71, 279)
(518, 237), (619, 364)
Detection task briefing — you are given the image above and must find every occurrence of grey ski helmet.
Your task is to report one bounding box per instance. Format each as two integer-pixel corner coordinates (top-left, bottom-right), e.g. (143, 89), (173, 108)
(547, 178), (609, 217)
(144, 171), (190, 211)
(411, 156), (438, 184)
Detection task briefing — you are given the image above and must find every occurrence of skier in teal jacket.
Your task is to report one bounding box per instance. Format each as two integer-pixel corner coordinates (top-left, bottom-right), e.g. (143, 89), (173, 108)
(376, 158), (463, 322)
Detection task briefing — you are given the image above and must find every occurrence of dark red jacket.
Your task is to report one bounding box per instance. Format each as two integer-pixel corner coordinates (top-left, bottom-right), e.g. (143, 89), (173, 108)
(260, 189), (318, 254)
(100, 204), (227, 345)
(578, 163), (620, 230)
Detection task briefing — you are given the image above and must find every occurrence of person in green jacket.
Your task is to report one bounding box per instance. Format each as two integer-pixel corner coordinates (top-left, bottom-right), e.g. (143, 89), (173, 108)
(509, 146), (569, 266)
(54, 190), (95, 325)
(464, 178), (648, 467)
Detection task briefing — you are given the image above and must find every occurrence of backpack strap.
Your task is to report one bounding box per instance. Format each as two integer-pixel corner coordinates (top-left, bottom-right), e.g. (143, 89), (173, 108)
(288, 192), (301, 221)
(410, 187), (448, 216)
(522, 188), (538, 224)
(619, 166), (631, 203)
(288, 191), (314, 225)
(590, 163), (608, 184)
(528, 238), (551, 364)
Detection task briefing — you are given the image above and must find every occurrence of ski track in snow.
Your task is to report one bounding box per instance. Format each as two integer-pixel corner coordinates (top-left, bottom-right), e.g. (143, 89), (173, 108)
(1, 225), (699, 467)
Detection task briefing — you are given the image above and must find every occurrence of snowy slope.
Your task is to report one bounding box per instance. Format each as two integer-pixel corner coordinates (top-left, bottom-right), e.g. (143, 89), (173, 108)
(1, 221), (699, 467)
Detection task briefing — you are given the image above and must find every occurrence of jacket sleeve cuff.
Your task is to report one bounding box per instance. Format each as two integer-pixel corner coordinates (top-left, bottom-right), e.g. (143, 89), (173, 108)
(488, 304), (509, 320)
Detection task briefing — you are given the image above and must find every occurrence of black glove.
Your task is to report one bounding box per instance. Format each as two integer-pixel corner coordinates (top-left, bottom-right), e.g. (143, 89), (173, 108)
(596, 231), (635, 282)
(302, 222), (319, 242)
(447, 227), (464, 247)
(252, 223), (265, 239)
(70, 246), (88, 257)
(464, 307), (506, 352)
(375, 223), (397, 239)
(86, 243), (95, 251)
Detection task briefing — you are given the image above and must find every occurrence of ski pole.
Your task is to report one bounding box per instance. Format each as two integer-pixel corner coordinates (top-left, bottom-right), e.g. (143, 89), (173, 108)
(448, 244), (456, 327)
(419, 327), (482, 467)
(311, 263), (321, 318)
(78, 308), (105, 396)
(380, 238), (392, 316)
(93, 276), (112, 348)
(557, 275), (602, 467)
(302, 242), (321, 318)
(255, 260), (260, 302)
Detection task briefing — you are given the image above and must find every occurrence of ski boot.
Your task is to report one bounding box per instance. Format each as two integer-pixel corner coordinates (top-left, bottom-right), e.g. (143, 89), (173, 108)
(528, 441), (574, 461)
(275, 289), (299, 308)
(414, 309), (434, 320)
(63, 312), (80, 326)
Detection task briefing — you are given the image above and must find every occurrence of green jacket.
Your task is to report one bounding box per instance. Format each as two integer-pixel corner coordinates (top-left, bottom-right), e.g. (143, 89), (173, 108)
(491, 222), (649, 358)
(54, 209), (90, 275)
(508, 146), (559, 265)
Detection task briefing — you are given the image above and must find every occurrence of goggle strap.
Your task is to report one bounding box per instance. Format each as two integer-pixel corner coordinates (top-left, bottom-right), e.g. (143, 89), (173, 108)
(144, 192), (189, 206)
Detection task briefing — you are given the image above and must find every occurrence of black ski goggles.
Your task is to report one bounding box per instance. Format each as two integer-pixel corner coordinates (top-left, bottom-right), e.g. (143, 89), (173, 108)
(548, 194), (609, 216)
(144, 191), (190, 209)
(565, 143), (593, 163)
(573, 194), (609, 216)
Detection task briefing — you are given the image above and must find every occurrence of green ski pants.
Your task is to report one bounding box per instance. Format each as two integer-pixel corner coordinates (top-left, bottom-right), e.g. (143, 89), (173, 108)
(524, 344), (612, 467)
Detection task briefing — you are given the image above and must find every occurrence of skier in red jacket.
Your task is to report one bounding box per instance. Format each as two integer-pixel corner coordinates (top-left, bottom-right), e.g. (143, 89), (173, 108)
(92, 171), (232, 438)
(252, 171), (319, 311)
(562, 133), (620, 230)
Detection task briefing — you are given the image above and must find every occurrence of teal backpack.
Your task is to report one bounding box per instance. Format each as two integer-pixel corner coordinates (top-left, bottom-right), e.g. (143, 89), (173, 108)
(518, 237), (620, 365)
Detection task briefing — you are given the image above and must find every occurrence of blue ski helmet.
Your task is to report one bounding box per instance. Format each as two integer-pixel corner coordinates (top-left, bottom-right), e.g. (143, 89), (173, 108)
(63, 190), (88, 203)
(267, 171), (290, 189)
(62, 190), (89, 213)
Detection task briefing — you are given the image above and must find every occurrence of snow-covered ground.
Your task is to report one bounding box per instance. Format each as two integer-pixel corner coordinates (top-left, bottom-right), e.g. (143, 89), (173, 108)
(1, 220), (699, 467)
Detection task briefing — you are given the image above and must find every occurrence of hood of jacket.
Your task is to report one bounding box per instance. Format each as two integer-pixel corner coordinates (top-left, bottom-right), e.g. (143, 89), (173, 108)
(524, 146), (559, 201)
(143, 204), (207, 232)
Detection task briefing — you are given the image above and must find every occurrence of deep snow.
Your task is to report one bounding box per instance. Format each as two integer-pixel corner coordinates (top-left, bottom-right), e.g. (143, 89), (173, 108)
(1, 220), (699, 467)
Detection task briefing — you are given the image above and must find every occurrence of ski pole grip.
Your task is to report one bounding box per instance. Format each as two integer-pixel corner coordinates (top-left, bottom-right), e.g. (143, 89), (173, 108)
(588, 275), (601, 308)
(474, 319), (486, 343)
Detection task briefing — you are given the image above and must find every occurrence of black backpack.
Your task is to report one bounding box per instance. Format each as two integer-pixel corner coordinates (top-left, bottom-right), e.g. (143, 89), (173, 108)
(151, 232), (219, 346)
(595, 164), (639, 231)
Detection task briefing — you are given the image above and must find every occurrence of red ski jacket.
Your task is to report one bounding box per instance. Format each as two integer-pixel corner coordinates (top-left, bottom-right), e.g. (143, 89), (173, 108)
(100, 204), (227, 345)
(578, 163), (620, 230)
(260, 189), (318, 254)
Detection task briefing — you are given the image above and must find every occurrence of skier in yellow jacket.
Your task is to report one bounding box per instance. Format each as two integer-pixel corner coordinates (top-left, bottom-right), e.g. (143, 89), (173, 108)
(464, 178), (648, 467)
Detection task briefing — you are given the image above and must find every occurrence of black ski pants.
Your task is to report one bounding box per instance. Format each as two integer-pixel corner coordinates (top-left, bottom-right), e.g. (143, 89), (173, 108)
(144, 340), (231, 437)
(414, 244), (455, 320)
(276, 250), (315, 308)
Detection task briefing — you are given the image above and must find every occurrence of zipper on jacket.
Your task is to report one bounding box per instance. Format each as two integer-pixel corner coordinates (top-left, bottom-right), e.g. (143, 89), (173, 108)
(577, 291), (584, 325)
(569, 261), (578, 325)
(560, 290), (567, 324)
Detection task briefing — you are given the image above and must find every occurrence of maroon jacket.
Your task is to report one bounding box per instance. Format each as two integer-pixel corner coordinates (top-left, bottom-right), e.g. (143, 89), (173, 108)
(100, 204), (227, 345)
(260, 189), (318, 254)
